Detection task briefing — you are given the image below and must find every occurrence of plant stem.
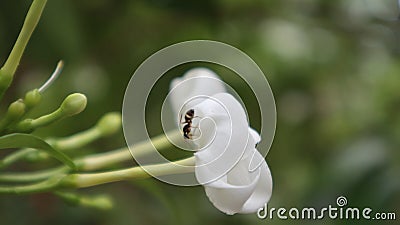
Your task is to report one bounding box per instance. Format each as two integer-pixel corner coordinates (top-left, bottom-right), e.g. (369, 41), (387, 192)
(51, 127), (102, 151)
(0, 0), (48, 99)
(0, 167), (68, 182)
(0, 175), (64, 194)
(0, 157), (195, 194)
(62, 157), (195, 188)
(0, 148), (36, 170)
(79, 130), (182, 171)
(0, 130), (193, 194)
(0, 130), (182, 182)
(0, 131), (181, 171)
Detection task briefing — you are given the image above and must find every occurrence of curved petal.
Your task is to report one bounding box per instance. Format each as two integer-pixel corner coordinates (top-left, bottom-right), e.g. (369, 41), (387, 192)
(239, 150), (273, 214)
(243, 127), (261, 159)
(169, 68), (226, 117)
(249, 127), (261, 144)
(193, 93), (250, 185)
(247, 127), (265, 172)
(203, 150), (272, 215)
(204, 168), (260, 215)
(202, 127), (272, 215)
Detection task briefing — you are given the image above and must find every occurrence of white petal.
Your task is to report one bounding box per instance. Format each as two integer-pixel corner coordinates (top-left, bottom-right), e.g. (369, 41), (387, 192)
(239, 150), (272, 214)
(243, 127), (261, 159)
(193, 93), (250, 185)
(248, 127), (261, 144)
(204, 170), (260, 215)
(247, 127), (265, 172)
(203, 152), (272, 215)
(201, 127), (272, 215)
(169, 68), (226, 116)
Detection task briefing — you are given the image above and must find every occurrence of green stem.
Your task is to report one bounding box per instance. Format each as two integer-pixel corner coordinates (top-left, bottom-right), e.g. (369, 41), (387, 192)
(62, 157), (195, 188)
(51, 128), (102, 151)
(0, 112), (124, 168)
(0, 0), (48, 99)
(0, 157), (195, 194)
(0, 130), (182, 182)
(0, 148), (34, 170)
(79, 130), (182, 171)
(0, 166), (68, 182)
(0, 147), (129, 182)
(12, 108), (66, 133)
(0, 175), (64, 194)
(29, 108), (64, 128)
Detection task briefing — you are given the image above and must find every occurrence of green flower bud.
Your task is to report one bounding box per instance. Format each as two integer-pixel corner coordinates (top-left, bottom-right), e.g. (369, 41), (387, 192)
(84, 195), (113, 210)
(12, 93), (86, 133)
(60, 93), (87, 117)
(0, 99), (26, 131)
(24, 89), (42, 108)
(96, 112), (122, 136)
(8, 99), (26, 119)
(56, 192), (113, 210)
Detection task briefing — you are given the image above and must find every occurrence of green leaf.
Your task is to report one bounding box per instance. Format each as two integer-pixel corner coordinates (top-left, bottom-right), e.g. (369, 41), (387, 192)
(0, 133), (76, 169)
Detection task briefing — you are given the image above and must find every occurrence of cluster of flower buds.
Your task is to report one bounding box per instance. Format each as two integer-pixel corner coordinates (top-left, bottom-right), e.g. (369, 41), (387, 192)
(0, 62), (87, 134)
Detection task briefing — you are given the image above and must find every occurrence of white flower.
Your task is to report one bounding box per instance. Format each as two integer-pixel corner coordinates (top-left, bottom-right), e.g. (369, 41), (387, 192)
(169, 68), (273, 215)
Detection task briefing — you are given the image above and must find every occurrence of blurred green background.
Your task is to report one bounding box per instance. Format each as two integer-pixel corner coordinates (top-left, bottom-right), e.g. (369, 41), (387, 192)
(0, 0), (399, 224)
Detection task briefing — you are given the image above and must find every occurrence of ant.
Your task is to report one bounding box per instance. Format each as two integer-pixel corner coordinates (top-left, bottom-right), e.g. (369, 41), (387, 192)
(180, 109), (196, 139)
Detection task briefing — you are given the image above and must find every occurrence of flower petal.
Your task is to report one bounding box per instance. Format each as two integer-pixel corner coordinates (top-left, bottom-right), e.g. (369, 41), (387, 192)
(202, 128), (272, 215)
(249, 127), (261, 144)
(204, 150), (272, 215)
(193, 93), (250, 185)
(169, 68), (226, 117)
(239, 150), (272, 214)
(247, 127), (265, 172)
(204, 169), (260, 215)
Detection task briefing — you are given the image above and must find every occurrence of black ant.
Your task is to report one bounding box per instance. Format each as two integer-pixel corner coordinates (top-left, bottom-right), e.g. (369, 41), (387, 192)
(180, 109), (195, 139)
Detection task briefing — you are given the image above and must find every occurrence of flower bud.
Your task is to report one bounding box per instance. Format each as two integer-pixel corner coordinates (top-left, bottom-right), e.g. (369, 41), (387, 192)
(8, 99), (26, 119)
(96, 112), (122, 136)
(0, 99), (26, 130)
(60, 93), (87, 116)
(85, 195), (113, 210)
(24, 89), (42, 108)
(56, 192), (113, 210)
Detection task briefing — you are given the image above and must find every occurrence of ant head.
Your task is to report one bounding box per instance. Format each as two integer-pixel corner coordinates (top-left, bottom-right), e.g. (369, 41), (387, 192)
(186, 109), (194, 116)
